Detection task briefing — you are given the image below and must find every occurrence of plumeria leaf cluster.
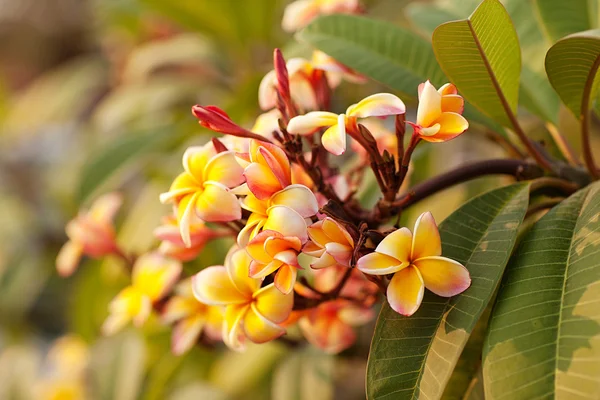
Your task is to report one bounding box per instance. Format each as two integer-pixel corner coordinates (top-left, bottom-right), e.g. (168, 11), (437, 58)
(56, 0), (600, 398)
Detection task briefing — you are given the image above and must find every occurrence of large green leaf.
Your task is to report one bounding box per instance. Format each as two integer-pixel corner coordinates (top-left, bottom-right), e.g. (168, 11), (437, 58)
(432, 0), (521, 127)
(546, 30), (600, 118)
(534, 0), (596, 43)
(367, 183), (530, 400)
(298, 14), (505, 134)
(298, 14), (446, 99)
(483, 181), (600, 399)
(77, 127), (172, 203)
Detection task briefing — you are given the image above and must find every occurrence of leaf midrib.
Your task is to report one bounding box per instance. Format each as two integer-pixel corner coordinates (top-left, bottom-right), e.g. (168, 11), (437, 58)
(404, 186), (525, 400)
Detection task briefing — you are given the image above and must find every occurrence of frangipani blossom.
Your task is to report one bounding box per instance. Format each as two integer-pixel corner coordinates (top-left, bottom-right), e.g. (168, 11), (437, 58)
(246, 230), (302, 294)
(239, 140), (292, 200)
(282, 0), (361, 32)
(310, 50), (367, 88)
(303, 218), (354, 269)
(102, 253), (181, 335)
(251, 109), (281, 139)
(155, 215), (228, 262)
(287, 93), (406, 155)
(163, 279), (223, 355)
(159, 143), (244, 247)
(238, 185), (318, 246)
(192, 248), (293, 351)
(56, 192), (122, 277)
(409, 81), (468, 142)
(298, 299), (373, 354)
(357, 212), (470, 316)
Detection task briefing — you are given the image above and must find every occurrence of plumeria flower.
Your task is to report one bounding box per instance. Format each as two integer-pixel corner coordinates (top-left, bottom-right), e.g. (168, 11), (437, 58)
(357, 212), (471, 316)
(102, 252), (181, 335)
(192, 248), (294, 351)
(310, 50), (367, 88)
(159, 142), (244, 247)
(246, 230), (303, 294)
(238, 140), (292, 200)
(238, 185), (318, 246)
(282, 0), (361, 32)
(154, 215), (228, 262)
(298, 299), (373, 354)
(56, 192), (122, 277)
(251, 109), (281, 139)
(287, 93), (406, 155)
(303, 217), (354, 269)
(162, 279), (223, 355)
(409, 80), (468, 142)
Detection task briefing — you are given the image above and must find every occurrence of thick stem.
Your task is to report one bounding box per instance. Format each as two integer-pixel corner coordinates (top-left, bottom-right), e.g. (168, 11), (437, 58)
(580, 70), (600, 178)
(391, 159), (545, 210)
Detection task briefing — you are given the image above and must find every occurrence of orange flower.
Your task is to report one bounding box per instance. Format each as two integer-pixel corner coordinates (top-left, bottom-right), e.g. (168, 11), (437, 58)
(357, 212), (470, 316)
(159, 142), (244, 246)
(56, 193), (122, 277)
(303, 218), (354, 269)
(192, 248), (293, 351)
(246, 230), (303, 294)
(239, 140), (292, 200)
(409, 81), (468, 142)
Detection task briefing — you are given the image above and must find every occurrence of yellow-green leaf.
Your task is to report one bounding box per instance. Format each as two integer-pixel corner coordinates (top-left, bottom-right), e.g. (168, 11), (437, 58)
(483, 181), (600, 399)
(367, 183), (530, 400)
(546, 29), (600, 118)
(534, 0), (596, 43)
(432, 0), (521, 127)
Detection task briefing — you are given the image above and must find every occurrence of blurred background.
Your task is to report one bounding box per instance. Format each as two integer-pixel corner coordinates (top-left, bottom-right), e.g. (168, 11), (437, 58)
(0, 0), (533, 398)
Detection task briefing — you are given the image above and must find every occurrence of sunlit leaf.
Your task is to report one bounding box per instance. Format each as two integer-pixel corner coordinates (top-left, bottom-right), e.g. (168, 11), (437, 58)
(367, 183), (530, 399)
(546, 29), (600, 117)
(432, 0), (521, 127)
(483, 181), (600, 399)
(534, 0), (596, 43)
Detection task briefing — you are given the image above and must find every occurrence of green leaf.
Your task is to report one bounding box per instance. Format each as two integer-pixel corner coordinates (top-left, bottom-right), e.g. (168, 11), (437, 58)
(432, 0), (521, 127)
(519, 65), (560, 123)
(298, 13), (505, 134)
(367, 183), (530, 400)
(483, 181), (600, 399)
(298, 14), (446, 99)
(534, 0), (596, 43)
(77, 127), (172, 203)
(546, 29), (600, 118)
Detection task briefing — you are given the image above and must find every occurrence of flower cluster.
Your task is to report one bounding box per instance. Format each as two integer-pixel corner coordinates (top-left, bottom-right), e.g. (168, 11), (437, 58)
(57, 2), (472, 355)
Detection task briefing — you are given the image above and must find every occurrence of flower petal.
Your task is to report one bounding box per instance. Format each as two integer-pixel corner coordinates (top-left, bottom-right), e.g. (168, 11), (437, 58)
(243, 304), (285, 343)
(176, 192), (199, 248)
(356, 252), (405, 275)
(56, 241), (83, 277)
(274, 264), (297, 294)
(255, 143), (291, 187)
(324, 242), (352, 266)
(172, 315), (205, 355)
(132, 253), (182, 301)
(246, 232), (273, 264)
(282, 0), (319, 32)
(203, 151), (245, 188)
(258, 70), (277, 110)
(244, 162), (283, 200)
(195, 182), (241, 222)
(387, 266), (424, 316)
(322, 218), (353, 247)
(321, 116), (346, 155)
(441, 94), (464, 114)
(270, 184), (318, 218)
(89, 192), (122, 223)
(162, 296), (198, 324)
(287, 111), (338, 135)
(182, 145), (215, 181)
(411, 212), (442, 260)
(376, 227), (413, 262)
(263, 206), (308, 242)
(310, 252), (337, 269)
(249, 260), (282, 279)
(223, 304), (249, 351)
(427, 112), (469, 141)
(414, 256), (471, 297)
(346, 93), (406, 118)
(226, 248), (261, 296)
(192, 266), (247, 305)
(438, 83), (458, 96)
(253, 283), (294, 323)
(416, 80), (442, 127)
